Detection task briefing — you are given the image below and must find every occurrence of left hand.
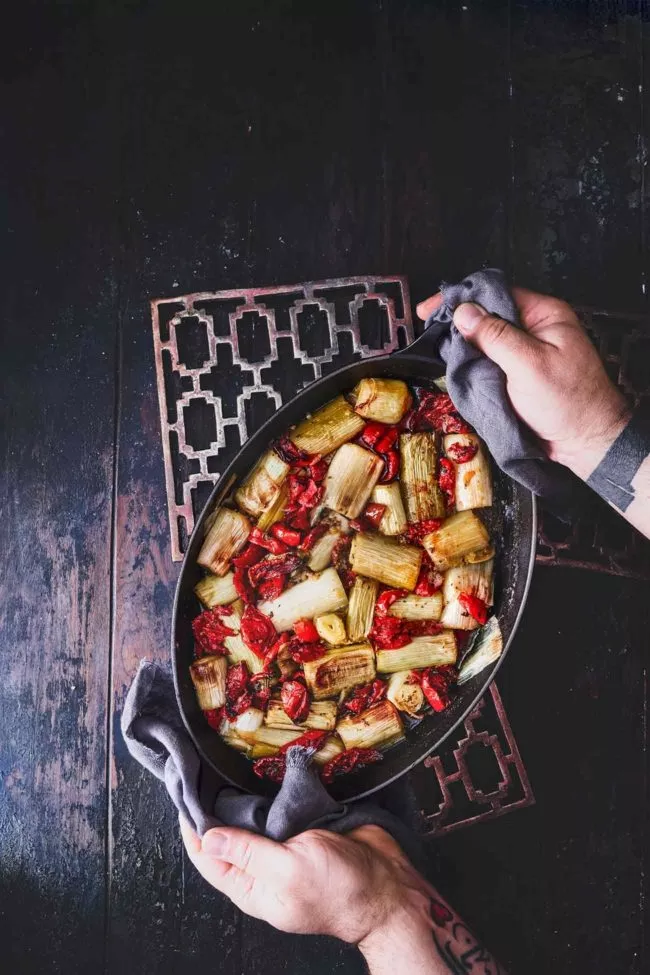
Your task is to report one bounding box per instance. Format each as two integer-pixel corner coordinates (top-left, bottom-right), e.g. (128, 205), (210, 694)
(180, 817), (431, 943)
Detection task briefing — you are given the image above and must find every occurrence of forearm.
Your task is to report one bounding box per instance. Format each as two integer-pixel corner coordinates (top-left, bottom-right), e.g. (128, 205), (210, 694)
(359, 891), (507, 975)
(559, 406), (650, 541)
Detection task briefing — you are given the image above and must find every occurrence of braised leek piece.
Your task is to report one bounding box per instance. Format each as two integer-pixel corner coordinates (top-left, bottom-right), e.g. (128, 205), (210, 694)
(194, 571), (238, 608)
(346, 576), (379, 641)
(259, 567), (349, 632)
(232, 707), (264, 735)
(239, 726), (304, 747)
(190, 655), (228, 710)
(313, 734), (345, 765)
(264, 699), (338, 732)
(302, 643), (376, 700)
(307, 514), (350, 572)
(221, 731), (253, 756)
(351, 378), (411, 424)
(224, 633), (265, 675)
(323, 444), (384, 519)
(235, 451), (290, 520)
(198, 507), (251, 576)
(440, 560), (494, 630)
(257, 482), (289, 532)
(457, 617), (503, 684)
(376, 633), (457, 673)
(290, 395), (365, 455)
(422, 510), (491, 570)
(444, 434), (493, 510)
(371, 482), (408, 536)
(400, 433), (446, 522)
(314, 613), (347, 646)
(349, 532), (422, 591)
(389, 593), (443, 621)
(336, 700), (405, 750)
(386, 671), (425, 717)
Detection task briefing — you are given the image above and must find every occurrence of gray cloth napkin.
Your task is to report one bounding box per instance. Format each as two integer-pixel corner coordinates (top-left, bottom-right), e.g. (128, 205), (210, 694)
(422, 268), (577, 504)
(122, 660), (427, 866)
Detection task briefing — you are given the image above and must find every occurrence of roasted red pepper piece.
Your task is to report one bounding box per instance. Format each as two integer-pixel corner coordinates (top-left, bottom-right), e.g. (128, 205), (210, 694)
(378, 448), (399, 483)
(308, 457), (328, 482)
(240, 604), (277, 654)
(253, 755), (287, 783)
(270, 522), (302, 547)
(286, 473), (323, 511)
(288, 507), (313, 532)
(375, 588), (409, 616)
(256, 576), (286, 600)
(375, 427), (399, 453)
(369, 615), (410, 649)
(299, 521), (329, 552)
(287, 637), (326, 663)
(342, 679), (387, 716)
(225, 662), (254, 718)
(403, 518), (443, 542)
(192, 607), (235, 656)
(458, 591), (488, 625)
(204, 707), (223, 730)
(438, 457), (456, 508)
(320, 747), (383, 784)
(406, 620), (444, 637)
(446, 441), (478, 464)
(414, 553), (444, 596)
(359, 422), (389, 449)
(233, 565), (255, 603)
(249, 672), (272, 709)
(331, 536), (355, 590)
(440, 412), (471, 434)
(279, 729), (329, 753)
(293, 618), (320, 643)
(232, 543), (266, 568)
(362, 502), (386, 528)
(418, 668), (451, 713)
(263, 633), (290, 671)
(248, 552), (303, 588)
(272, 435), (312, 466)
(281, 678), (311, 723)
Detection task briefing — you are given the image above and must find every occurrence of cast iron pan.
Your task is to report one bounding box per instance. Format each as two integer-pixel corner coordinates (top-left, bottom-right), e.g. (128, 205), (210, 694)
(172, 325), (537, 802)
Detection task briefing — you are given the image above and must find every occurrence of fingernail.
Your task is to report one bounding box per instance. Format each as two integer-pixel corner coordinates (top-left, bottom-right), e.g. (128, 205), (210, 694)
(202, 830), (228, 857)
(453, 302), (486, 334)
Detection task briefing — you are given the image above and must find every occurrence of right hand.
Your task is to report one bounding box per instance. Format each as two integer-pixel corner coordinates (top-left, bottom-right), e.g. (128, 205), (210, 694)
(416, 288), (630, 480)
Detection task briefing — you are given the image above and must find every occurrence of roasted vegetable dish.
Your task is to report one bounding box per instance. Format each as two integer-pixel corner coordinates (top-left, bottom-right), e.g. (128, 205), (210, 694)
(189, 379), (502, 785)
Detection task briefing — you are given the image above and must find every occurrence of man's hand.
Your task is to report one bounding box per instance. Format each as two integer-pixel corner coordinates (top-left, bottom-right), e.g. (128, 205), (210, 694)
(417, 288), (630, 481)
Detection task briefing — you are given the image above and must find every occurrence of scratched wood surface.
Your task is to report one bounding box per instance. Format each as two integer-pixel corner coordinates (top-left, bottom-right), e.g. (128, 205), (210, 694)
(1, 2), (648, 974)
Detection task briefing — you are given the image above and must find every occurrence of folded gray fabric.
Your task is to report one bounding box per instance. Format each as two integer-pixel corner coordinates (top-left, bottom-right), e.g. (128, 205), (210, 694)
(122, 660), (427, 866)
(422, 268), (577, 503)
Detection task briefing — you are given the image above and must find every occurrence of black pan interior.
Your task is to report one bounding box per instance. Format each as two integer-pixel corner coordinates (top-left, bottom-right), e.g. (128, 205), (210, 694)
(172, 352), (536, 802)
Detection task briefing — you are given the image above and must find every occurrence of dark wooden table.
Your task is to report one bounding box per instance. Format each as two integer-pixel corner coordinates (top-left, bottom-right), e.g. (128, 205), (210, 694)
(2, 2), (649, 973)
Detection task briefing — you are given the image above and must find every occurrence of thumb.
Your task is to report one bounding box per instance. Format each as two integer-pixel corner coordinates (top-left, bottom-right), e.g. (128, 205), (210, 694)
(453, 302), (537, 374)
(202, 827), (292, 882)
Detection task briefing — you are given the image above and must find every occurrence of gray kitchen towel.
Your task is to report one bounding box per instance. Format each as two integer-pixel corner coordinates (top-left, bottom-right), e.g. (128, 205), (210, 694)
(122, 660), (427, 866)
(422, 268), (577, 503)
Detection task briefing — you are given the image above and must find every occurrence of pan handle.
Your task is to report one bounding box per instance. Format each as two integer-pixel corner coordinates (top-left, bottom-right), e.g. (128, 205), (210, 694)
(395, 318), (444, 361)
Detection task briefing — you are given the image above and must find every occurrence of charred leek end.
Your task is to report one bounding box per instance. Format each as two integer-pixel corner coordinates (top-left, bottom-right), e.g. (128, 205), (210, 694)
(389, 593), (443, 621)
(198, 507), (251, 576)
(307, 514), (350, 572)
(422, 511), (491, 571)
(240, 726), (303, 748)
(336, 700), (405, 750)
(257, 482), (289, 532)
(190, 655), (228, 710)
(232, 707), (264, 735)
(349, 532), (422, 591)
(323, 444), (384, 519)
(351, 378), (411, 424)
(346, 576), (379, 641)
(303, 644), (376, 701)
(224, 633), (265, 675)
(313, 734), (345, 766)
(264, 699), (338, 732)
(194, 571), (238, 608)
(290, 395), (366, 456)
(376, 633), (457, 673)
(444, 434), (493, 510)
(235, 451), (290, 520)
(221, 732), (253, 756)
(440, 560), (494, 630)
(314, 613), (347, 646)
(399, 433), (446, 521)
(371, 482), (408, 536)
(259, 567), (349, 633)
(386, 671), (425, 717)
(457, 617), (503, 684)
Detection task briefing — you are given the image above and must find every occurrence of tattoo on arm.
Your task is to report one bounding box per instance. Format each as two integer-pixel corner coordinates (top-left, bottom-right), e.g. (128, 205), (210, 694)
(586, 408), (650, 512)
(429, 897), (507, 975)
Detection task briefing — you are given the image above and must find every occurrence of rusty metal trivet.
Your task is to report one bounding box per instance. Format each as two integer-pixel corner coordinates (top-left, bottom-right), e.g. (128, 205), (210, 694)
(151, 274), (532, 835)
(410, 684), (534, 836)
(536, 307), (650, 581)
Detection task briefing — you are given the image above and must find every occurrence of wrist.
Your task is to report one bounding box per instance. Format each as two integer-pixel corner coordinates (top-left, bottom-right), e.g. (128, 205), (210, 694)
(359, 903), (436, 973)
(551, 400), (632, 481)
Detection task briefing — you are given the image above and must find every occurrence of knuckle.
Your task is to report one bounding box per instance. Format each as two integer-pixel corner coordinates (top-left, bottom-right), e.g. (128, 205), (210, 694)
(483, 315), (510, 345)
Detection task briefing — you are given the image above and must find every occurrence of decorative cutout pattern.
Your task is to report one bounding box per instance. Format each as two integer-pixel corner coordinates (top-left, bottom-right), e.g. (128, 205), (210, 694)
(151, 276), (413, 559)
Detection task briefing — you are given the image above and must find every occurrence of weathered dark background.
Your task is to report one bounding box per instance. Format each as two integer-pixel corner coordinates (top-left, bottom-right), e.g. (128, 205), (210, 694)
(1, 1), (648, 973)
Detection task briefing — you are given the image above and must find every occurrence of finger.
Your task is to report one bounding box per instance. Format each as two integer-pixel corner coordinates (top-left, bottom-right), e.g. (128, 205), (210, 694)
(416, 292), (443, 321)
(202, 827), (294, 884)
(453, 302), (539, 374)
(180, 816), (233, 887)
(511, 286), (580, 336)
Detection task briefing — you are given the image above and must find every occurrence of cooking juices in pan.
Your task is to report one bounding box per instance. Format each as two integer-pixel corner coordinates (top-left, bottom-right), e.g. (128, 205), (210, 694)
(188, 379), (503, 785)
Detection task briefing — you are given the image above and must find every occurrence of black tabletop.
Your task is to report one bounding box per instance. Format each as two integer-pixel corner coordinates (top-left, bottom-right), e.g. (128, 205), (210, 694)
(1, 3), (649, 974)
